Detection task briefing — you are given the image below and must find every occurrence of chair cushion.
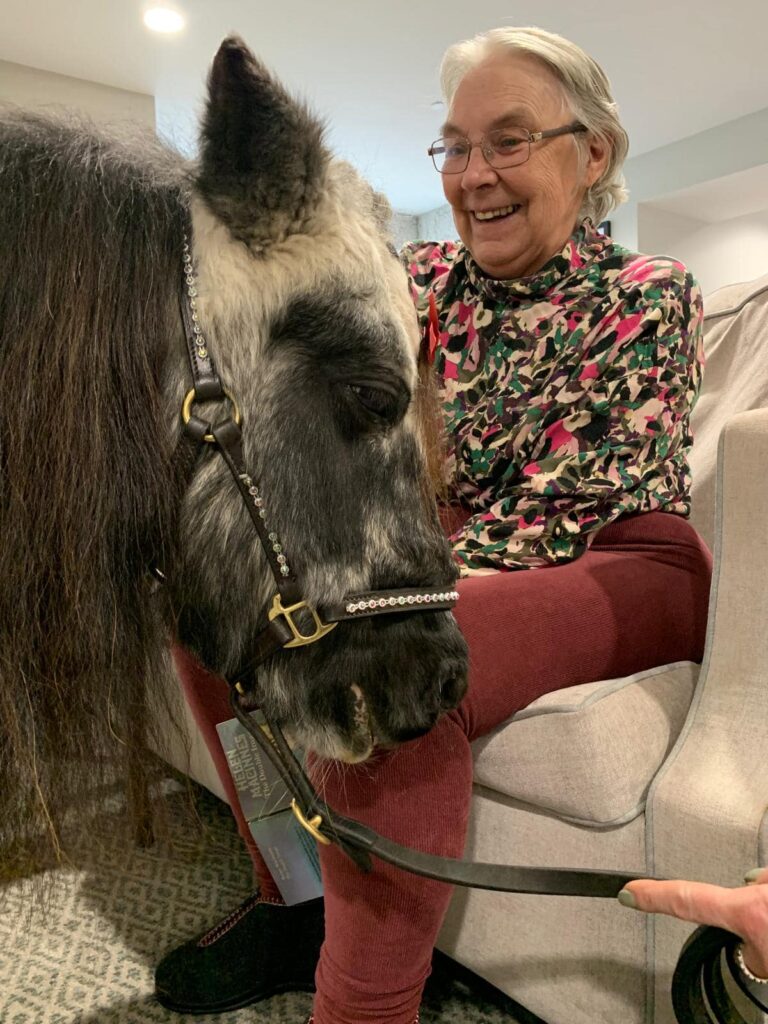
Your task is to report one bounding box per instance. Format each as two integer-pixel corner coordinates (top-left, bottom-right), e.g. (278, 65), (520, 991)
(471, 661), (698, 826)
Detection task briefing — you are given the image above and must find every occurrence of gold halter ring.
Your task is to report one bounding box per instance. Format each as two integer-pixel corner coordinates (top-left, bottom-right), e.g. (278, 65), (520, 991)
(181, 387), (242, 443)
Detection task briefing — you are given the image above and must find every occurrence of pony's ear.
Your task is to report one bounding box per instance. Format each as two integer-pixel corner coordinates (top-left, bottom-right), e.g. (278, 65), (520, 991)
(196, 36), (329, 250)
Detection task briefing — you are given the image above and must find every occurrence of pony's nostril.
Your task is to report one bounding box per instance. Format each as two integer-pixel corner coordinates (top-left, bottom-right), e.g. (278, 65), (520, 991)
(390, 716), (438, 743)
(439, 675), (464, 710)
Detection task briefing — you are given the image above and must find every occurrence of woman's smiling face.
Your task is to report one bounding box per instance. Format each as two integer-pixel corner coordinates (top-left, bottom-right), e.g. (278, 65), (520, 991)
(441, 51), (607, 280)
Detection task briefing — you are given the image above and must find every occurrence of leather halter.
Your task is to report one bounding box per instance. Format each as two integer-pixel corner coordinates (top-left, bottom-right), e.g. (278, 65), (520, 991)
(175, 227), (644, 893)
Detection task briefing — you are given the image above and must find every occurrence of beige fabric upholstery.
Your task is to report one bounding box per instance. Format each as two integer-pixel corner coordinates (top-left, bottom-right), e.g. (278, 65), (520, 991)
(472, 663), (698, 825)
(688, 274), (768, 549)
(439, 791), (649, 1024)
(647, 406), (768, 1024)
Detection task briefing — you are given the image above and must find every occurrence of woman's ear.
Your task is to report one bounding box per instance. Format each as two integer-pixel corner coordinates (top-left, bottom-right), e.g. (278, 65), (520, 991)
(583, 132), (610, 189)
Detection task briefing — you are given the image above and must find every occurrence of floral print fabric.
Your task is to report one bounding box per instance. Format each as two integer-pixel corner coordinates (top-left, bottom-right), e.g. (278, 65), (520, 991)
(403, 220), (704, 573)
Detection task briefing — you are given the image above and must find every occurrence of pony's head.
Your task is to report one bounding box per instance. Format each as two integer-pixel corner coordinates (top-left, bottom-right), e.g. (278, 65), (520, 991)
(170, 38), (468, 761)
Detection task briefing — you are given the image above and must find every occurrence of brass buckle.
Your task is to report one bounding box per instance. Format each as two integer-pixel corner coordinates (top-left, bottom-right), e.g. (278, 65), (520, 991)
(291, 799), (331, 845)
(268, 594), (337, 648)
(181, 387), (242, 443)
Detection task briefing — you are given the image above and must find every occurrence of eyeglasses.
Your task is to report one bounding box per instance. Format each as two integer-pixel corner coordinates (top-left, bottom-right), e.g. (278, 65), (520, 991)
(427, 122), (588, 174)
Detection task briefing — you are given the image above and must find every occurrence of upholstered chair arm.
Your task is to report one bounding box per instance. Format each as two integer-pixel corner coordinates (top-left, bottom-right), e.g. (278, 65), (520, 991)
(644, 406), (768, 1023)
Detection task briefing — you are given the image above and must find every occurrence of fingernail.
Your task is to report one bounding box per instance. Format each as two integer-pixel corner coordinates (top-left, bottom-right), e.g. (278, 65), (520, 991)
(617, 889), (638, 909)
(744, 868), (765, 884)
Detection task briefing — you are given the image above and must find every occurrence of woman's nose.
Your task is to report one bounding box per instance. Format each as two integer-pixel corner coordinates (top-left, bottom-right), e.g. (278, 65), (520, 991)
(461, 144), (498, 189)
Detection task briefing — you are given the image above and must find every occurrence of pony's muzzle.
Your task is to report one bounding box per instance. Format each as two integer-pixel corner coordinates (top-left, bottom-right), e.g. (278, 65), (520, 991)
(379, 663), (469, 745)
(439, 672), (467, 711)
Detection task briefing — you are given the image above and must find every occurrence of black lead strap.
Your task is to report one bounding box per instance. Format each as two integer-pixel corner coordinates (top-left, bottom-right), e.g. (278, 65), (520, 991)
(228, 686), (643, 898)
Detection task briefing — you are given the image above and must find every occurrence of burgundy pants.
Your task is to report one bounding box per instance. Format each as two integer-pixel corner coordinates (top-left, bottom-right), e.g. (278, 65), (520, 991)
(176, 511), (712, 1024)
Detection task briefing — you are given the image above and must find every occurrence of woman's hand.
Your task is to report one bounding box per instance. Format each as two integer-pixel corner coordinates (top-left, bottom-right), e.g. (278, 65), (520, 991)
(619, 869), (768, 980)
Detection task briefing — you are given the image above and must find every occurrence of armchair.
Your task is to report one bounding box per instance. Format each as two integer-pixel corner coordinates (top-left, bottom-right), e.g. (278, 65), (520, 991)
(436, 274), (768, 1024)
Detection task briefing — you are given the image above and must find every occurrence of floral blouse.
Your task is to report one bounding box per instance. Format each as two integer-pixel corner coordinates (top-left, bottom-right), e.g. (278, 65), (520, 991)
(403, 221), (704, 573)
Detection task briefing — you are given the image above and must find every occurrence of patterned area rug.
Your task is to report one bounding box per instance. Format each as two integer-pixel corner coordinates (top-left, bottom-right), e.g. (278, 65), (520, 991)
(0, 783), (528, 1024)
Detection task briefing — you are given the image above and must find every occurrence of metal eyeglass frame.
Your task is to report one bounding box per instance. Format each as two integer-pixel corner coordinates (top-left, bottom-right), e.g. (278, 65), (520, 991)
(428, 122), (588, 174)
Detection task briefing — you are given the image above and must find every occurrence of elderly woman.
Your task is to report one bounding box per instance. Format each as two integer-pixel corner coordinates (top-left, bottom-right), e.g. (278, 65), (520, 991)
(156, 25), (712, 1024)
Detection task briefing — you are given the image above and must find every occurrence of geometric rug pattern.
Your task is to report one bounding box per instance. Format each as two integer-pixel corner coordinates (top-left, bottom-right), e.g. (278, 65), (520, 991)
(0, 783), (525, 1023)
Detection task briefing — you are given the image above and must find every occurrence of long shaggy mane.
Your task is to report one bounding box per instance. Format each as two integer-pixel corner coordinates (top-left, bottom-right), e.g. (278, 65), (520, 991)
(0, 110), (190, 876)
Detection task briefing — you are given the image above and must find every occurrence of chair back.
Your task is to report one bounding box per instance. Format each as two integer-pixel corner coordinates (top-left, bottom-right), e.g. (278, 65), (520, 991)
(688, 274), (768, 549)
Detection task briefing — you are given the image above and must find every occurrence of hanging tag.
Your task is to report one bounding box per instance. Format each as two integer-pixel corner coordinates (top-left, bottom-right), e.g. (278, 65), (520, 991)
(216, 714), (323, 904)
(425, 291), (440, 365)
(217, 713), (292, 820)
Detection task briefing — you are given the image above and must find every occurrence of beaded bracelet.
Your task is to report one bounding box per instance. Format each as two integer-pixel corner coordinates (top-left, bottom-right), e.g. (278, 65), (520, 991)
(736, 943), (768, 984)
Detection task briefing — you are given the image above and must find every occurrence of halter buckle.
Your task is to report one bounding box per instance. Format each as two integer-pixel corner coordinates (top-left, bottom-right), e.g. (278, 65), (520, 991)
(268, 594), (337, 647)
(290, 799), (331, 845)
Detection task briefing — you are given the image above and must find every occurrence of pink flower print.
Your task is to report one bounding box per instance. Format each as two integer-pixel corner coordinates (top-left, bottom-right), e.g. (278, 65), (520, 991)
(425, 292), (440, 365)
(517, 514), (544, 529)
(615, 312), (645, 344)
(622, 257), (659, 285)
(544, 419), (574, 453)
(623, 256), (685, 286)
(579, 363), (599, 381)
(481, 424), (503, 444)
(441, 356), (459, 381)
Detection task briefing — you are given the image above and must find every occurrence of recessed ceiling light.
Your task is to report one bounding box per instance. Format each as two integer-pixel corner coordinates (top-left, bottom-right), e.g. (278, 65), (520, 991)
(143, 7), (185, 33)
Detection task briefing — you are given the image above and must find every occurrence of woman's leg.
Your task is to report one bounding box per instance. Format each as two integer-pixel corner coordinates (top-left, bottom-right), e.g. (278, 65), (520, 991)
(310, 512), (712, 1024)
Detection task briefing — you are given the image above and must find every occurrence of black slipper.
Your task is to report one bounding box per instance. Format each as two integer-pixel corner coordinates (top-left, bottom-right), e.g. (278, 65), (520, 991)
(154, 893), (324, 1014)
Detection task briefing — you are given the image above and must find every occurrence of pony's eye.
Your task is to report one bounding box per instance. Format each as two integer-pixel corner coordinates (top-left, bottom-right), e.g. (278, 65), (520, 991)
(347, 384), (398, 420)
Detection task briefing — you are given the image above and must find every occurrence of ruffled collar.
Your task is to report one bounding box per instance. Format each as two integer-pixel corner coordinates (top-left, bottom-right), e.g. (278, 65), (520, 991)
(460, 220), (609, 302)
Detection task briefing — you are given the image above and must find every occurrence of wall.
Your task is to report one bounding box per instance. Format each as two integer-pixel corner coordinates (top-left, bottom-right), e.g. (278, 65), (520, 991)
(390, 210), (418, 250)
(638, 204), (768, 295)
(611, 106), (768, 251)
(390, 204), (457, 248)
(637, 206), (704, 258)
(0, 59), (154, 126)
(417, 203), (458, 242)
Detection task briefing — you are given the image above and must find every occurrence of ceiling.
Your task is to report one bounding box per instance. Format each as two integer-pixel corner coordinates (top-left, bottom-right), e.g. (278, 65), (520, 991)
(2, 0), (768, 214)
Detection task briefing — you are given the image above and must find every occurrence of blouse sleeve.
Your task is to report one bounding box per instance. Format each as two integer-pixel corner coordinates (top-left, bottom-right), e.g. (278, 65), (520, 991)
(450, 262), (704, 574)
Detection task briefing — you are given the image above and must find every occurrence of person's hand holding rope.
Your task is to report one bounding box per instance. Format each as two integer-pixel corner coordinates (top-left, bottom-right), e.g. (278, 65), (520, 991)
(619, 868), (768, 1020)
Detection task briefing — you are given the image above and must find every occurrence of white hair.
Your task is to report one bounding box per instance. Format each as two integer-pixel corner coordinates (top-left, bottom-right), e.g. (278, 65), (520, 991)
(440, 26), (629, 225)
